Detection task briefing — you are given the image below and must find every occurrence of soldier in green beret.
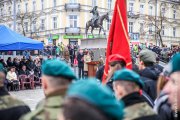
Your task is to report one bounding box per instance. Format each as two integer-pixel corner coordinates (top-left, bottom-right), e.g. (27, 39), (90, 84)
(0, 63), (31, 120)
(20, 59), (77, 120)
(163, 53), (180, 119)
(59, 79), (124, 120)
(112, 69), (160, 120)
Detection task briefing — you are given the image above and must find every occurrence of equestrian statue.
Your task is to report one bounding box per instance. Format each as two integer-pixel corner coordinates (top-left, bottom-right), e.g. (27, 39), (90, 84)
(85, 6), (110, 36)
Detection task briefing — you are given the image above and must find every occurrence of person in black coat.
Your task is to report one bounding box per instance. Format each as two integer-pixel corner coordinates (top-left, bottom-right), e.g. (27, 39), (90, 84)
(77, 50), (84, 78)
(95, 65), (104, 82)
(138, 49), (161, 101)
(13, 58), (20, 72)
(19, 65), (30, 76)
(0, 64), (31, 120)
(26, 57), (35, 72)
(6, 57), (13, 68)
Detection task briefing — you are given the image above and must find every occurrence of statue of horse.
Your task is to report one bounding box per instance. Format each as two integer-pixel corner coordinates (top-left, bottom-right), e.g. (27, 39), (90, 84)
(85, 12), (110, 36)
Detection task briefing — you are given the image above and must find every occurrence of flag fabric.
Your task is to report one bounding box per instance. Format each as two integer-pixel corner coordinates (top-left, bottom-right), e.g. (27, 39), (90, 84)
(103, 0), (132, 83)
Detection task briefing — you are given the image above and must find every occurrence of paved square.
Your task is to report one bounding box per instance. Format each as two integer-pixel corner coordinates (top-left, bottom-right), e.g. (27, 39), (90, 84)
(10, 88), (45, 110)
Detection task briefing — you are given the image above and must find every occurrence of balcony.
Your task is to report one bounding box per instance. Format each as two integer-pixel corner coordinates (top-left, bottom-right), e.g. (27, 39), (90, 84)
(65, 3), (81, 11)
(128, 11), (139, 19)
(65, 27), (81, 35)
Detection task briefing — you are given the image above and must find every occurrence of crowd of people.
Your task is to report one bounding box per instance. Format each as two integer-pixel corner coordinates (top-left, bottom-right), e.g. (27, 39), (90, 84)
(131, 43), (180, 62)
(0, 46), (179, 120)
(0, 56), (42, 91)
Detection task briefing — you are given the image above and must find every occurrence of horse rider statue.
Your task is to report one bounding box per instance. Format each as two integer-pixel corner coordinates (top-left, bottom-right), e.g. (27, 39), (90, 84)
(90, 6), (99, 27)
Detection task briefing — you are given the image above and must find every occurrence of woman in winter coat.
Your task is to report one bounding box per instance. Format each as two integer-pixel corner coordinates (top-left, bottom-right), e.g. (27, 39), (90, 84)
(84, 52), (91, 77)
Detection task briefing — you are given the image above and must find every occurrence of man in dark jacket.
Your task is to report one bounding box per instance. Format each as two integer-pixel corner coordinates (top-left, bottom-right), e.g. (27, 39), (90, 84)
(95, 65), (104, 82)
(77, 50), (84, 78)
(112, 69), (160, 120)
(138, 49), (160, 101)
(19, 65), (30, 76)
(0, 63), (31, 120)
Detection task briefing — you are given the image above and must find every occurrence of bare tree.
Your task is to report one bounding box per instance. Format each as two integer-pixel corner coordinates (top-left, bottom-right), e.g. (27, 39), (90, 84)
(139, 1), (180, 46)
(16, 12), (41, 38)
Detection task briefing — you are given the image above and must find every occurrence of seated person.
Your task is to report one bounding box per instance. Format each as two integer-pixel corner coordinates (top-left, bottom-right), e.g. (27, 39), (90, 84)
(19, 65), (30, 76)
(6, 67), (19, 91)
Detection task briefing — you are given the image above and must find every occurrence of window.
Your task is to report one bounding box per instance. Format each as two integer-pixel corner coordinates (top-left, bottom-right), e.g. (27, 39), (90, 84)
(92, 0), (97, 7)
(161, 7), (165, 16)
(25, 22), (28, 32)
(128, 22), (133, 33)
(173, 27), (176, 37)
(69, 15), (77, 28)
(33, 21), (36, 32)
(41, 0), (44, 10)
(140, 23), (144, 33)
(53, 17), (57, 29)
(140, 4), (144, 14)
(53, 0), (57, 7)
(107, 0), (112, 10)
(69, 0), (77, 3)
(129, 3), (134, 12)
(149, 5), (153, 16)
(25, 3), (28, 13)
(17, 5), (21, 13)
(162, 26), (164, 36)
(173, 9), (176, 19)
(8, 6), (12, 15)
(41, 19), (45, 31)
(107, 19), (111, 30)
(33, 1), (36, 12)
(149, 24), (152, 34)
(0, 8), (3, 16)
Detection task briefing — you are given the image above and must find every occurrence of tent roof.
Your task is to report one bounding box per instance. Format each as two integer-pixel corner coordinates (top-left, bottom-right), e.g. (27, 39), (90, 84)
(0, 25), (43, 50)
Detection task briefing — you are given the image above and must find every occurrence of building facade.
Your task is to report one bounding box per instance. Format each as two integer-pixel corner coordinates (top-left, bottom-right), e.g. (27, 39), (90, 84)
(0, 0), (179, 46)
(0, 0), (115, 46)
(127, 0), (180, 46)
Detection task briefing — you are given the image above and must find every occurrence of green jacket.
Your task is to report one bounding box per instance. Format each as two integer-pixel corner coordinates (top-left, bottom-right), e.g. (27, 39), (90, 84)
(124, 102), (156, 120)
(20, 95), (64, 120)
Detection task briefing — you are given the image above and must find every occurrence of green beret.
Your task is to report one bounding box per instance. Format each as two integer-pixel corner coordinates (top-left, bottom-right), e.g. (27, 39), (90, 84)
(165, 53), (180, 74)
(67, 79), (124, 120)
(139, 49), (156, 63)
(112, 69), (144, 89)
(42, 59), (77, 80)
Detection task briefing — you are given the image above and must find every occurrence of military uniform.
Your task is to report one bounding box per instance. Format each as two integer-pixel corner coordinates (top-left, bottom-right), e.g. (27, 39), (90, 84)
(20, 59), (77, 120)
(112, 69), (160, 120)
(0, 87), (30, 120)
(0, 63), (31, 120)
(20, 95), (64, 120)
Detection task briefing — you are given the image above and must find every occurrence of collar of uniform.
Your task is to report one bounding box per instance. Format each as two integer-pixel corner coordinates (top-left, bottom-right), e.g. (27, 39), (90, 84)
(121, 92), (144, 107)
(45, 95), (64, 107)
(0, 87), (9, 96)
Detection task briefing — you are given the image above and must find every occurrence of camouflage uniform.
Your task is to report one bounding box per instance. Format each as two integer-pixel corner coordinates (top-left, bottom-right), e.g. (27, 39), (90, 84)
(124, 102), (157, 120)
(0, 87), (30, 120)
(20, 95), (64, 120)
(122, 92), (160, 120)
(20, 59), (77, 120)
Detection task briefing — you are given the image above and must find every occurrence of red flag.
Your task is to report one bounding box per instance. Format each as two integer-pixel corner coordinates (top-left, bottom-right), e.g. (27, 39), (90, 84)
(103, 0), (132, 83)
